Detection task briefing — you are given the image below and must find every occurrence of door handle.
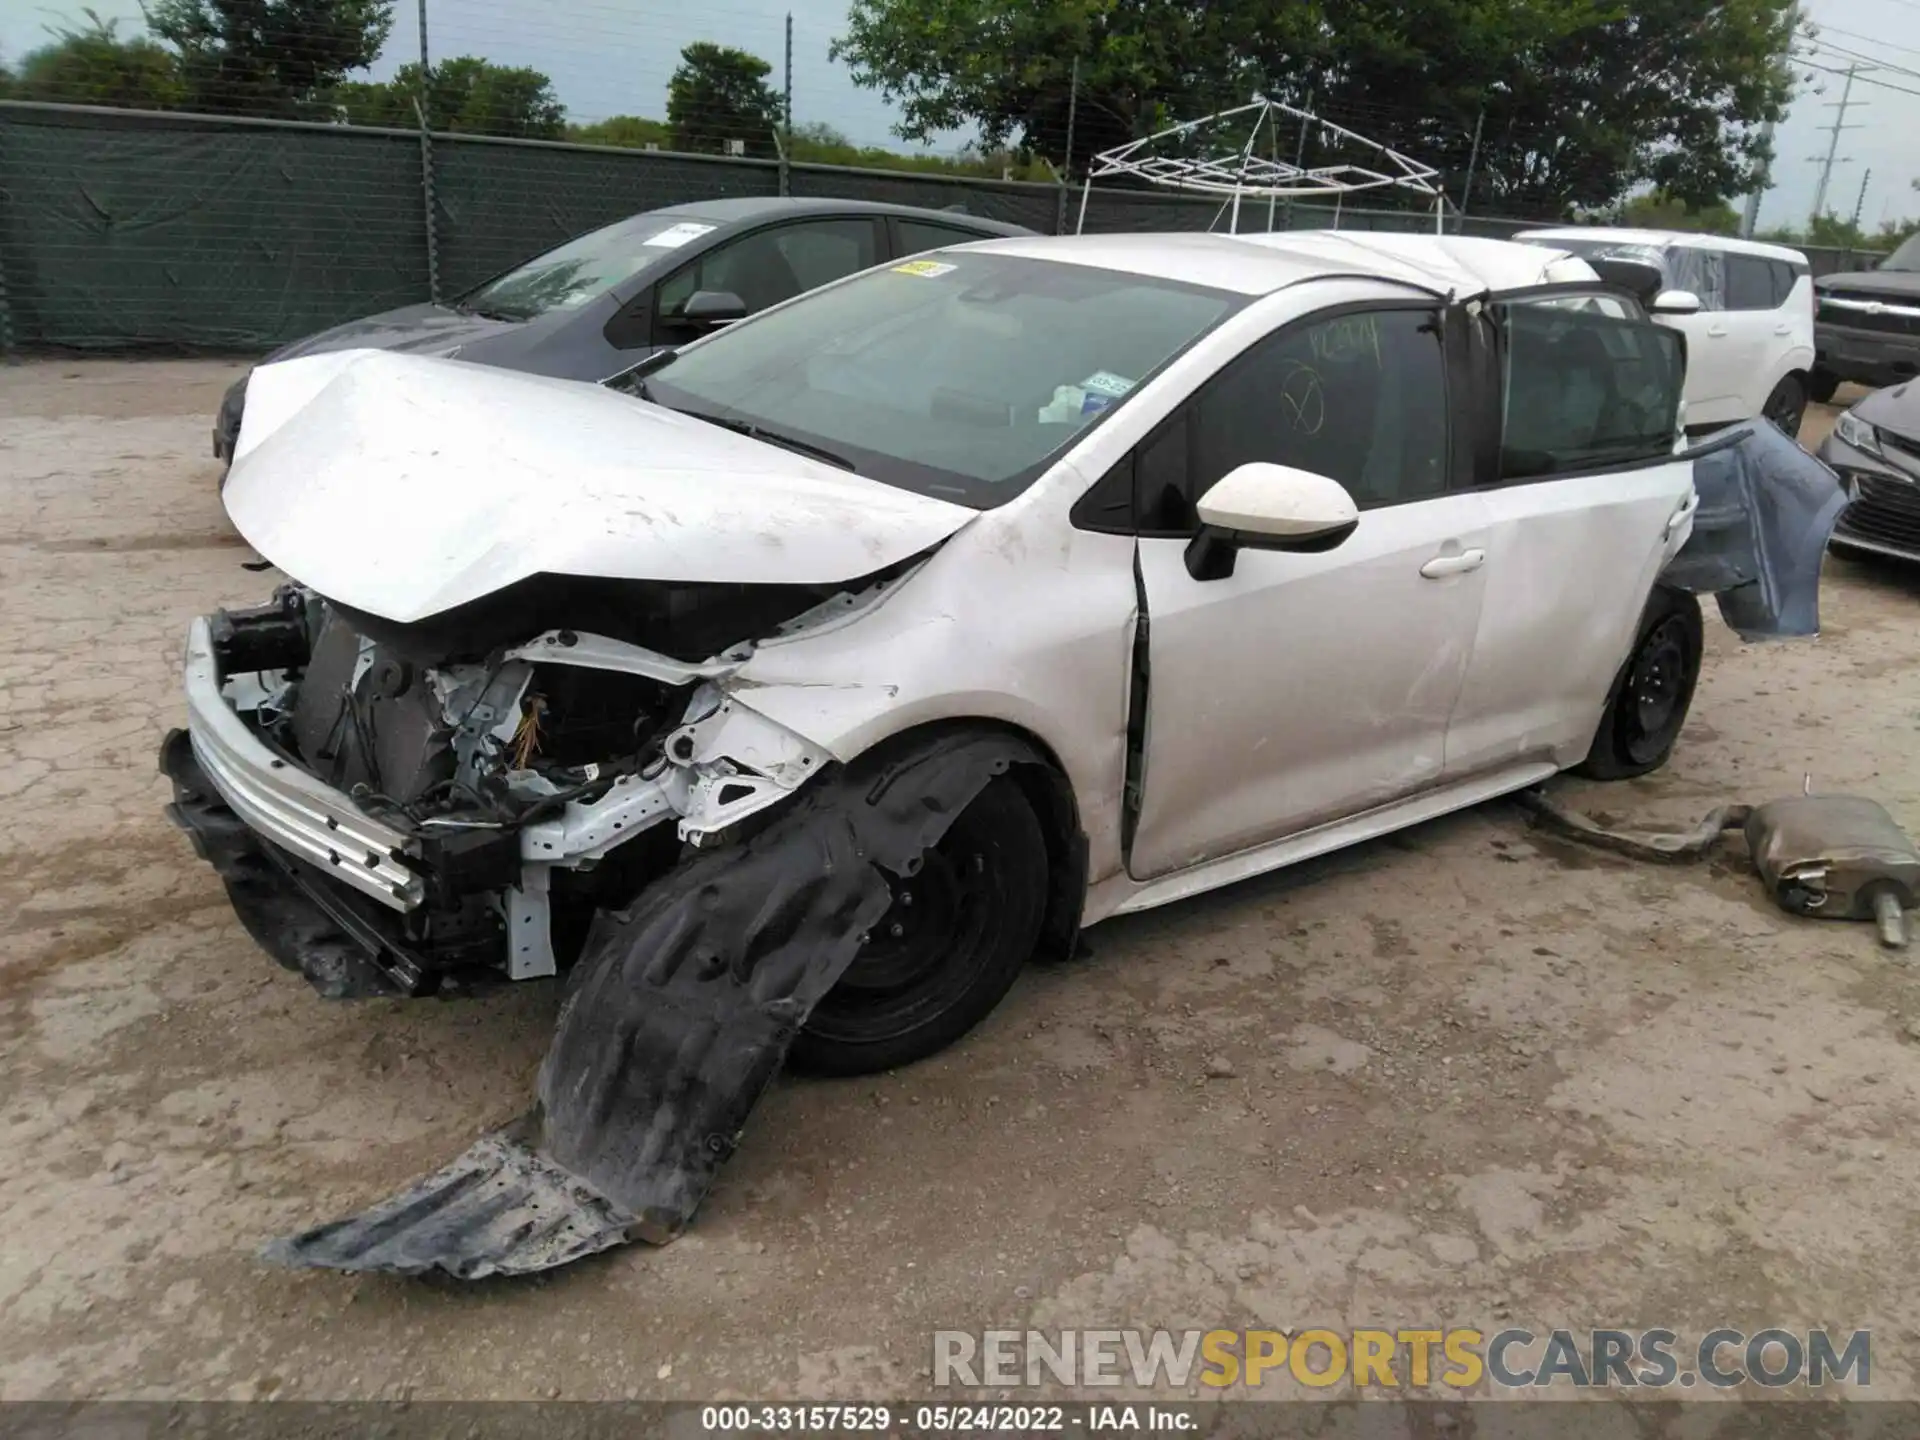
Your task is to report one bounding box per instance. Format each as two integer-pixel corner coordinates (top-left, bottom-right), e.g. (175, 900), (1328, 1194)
(1707, 325), (1729, 338)
(1774, 324), (1794, 336)
(1420, 548), (1486, 578)
(1664, 490), (1699, 541)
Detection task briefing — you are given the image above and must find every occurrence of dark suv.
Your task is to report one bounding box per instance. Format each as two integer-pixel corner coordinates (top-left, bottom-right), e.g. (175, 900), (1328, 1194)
(1812, 233), (1920, 400)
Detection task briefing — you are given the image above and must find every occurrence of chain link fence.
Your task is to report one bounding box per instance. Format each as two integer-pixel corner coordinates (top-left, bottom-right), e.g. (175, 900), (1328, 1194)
(0, 96), (1884, 353)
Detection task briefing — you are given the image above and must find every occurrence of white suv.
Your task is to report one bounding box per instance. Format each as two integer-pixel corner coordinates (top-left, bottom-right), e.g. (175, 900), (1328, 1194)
(1519, 228), (1817, 435)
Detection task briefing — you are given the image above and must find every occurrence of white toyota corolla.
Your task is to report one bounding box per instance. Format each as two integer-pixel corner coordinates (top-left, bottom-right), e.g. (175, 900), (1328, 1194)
(161, 230), (1843, 1277)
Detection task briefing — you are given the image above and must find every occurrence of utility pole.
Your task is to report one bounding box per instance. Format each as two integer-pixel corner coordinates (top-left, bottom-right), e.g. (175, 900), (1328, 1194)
(415, 0), (440, 305)
(1459, 106), (1486, 223)
(1742, 1), (1799, 238)
(1852, 167), (1872, 233)
(1055, 56), (1080, 233)
(779, 13), (793, 196)
(1809, 60), (1866, 229)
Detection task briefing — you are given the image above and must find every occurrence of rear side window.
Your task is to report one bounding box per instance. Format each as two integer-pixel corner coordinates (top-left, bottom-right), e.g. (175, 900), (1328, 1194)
(1497, 299), (1684, 480)
(1769, 259), (1802, 306)
(1725, 254), (1782, 311)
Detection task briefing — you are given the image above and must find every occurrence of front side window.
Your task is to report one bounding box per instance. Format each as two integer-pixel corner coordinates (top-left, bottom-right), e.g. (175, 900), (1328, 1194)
(656, 219), (879, 330)
(461, 213), (723, 321)
(1497, 297), (1684, 480)
(1193, 307), (1450, 511)
(641, 253), (1239, 506)
(896, 219), (989, 257)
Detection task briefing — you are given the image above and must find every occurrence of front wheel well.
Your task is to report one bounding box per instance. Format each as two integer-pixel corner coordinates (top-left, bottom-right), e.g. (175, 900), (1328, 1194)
(846, 718), (1088, 962)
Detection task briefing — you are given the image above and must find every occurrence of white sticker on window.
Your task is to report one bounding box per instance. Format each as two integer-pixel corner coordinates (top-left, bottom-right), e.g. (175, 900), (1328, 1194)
(643, 222), (718, 250)
(1080, 370), (1136, 398)
(892, 259), (957, 278)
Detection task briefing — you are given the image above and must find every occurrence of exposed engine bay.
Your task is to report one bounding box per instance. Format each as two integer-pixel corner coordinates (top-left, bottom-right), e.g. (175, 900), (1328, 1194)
(161, 571), (892, 1000)
(159, 564), (1064, 1280)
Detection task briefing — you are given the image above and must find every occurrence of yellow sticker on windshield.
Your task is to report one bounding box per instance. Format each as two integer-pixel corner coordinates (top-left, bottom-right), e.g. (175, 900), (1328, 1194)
(892, 259), (957, 278)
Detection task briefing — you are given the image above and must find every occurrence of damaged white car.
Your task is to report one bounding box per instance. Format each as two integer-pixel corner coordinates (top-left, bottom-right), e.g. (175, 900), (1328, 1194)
(161, 230), (1844, 1279)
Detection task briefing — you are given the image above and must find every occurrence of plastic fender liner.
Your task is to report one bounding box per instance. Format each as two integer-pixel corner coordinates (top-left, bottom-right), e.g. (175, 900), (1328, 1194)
(1660, 421), (1848, 639)
(261, 729), (1047, 1279)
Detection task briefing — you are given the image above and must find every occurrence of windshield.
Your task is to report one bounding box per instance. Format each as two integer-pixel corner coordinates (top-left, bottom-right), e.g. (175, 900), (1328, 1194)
(1881, 234), (1920, 272)
(640, 253), (1240, 506)
(461, 214), (723, 321)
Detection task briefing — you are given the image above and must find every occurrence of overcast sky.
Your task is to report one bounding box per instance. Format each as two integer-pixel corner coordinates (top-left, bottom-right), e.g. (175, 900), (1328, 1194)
(3, 0), (1916, 230)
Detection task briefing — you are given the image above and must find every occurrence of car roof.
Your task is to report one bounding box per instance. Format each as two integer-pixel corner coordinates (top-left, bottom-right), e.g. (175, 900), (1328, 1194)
(644, 194), (1033, 236)
(1518, 226), (1810, 264)
(964, 229), (1599, 298)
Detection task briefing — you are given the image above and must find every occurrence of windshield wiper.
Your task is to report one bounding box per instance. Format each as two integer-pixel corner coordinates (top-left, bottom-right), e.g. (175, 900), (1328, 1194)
(453, 300), (525, 322)
(688, 413), (857, 471)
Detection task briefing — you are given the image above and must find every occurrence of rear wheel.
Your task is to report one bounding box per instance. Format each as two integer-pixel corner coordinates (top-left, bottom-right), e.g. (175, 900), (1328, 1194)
(790, 775), (1047, 1076)
(1577, 588), (1704, 781)
(1762, 374), (1808, 437)
(1808, 369), (1841, 405)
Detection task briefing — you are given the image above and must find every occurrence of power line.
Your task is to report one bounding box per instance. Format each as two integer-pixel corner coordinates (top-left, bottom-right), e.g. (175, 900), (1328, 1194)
(1814, 23), (1920, 59)
(1796, 52), (1920, 101)
(1799, 33), (1920, 82)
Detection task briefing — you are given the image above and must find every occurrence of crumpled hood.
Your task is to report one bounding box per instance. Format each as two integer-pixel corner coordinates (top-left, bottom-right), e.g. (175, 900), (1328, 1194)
(222, 350), (978, 623)
(266, 303), (524, 364)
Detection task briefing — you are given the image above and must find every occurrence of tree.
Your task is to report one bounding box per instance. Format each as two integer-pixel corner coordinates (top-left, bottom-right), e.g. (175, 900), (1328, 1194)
(1616, 192), (1742, 236)
(8, 12), (185, 109)
(666, 42), (784, 157)
(568, 115), (673, 149)
(330, 56), (564, 137)
(831, 0), (1797, 217)
(145, 0), (394, 117)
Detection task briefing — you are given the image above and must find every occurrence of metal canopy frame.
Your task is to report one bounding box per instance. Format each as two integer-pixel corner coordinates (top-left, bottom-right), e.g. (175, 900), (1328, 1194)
(1075, 98), (1448, 236)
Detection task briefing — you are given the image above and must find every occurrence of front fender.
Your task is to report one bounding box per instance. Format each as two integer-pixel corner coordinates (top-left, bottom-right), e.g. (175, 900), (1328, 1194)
(1659, 421), (1848, 639)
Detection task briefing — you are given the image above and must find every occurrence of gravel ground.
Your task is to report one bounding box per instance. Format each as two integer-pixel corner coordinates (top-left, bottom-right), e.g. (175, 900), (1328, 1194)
(2, 361), (1918, 1402)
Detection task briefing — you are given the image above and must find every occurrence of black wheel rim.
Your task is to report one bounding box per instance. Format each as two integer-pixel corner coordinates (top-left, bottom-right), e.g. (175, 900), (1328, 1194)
(807, 824), (998, 1043)
(836, 846), (983, 997)
(1765, 382), (1803, 435)
(1624, 617), (1687, 764)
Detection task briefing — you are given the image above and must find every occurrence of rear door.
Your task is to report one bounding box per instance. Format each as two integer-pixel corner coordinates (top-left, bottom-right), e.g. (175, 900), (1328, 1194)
(1721, 251), (1793, 416)
(1444, 292), (1694, 777)
(1657, 245), (1744, 426)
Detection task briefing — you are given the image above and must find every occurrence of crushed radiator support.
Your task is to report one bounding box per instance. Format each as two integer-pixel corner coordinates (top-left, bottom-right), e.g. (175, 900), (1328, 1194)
(262, 731), (1046, 1279)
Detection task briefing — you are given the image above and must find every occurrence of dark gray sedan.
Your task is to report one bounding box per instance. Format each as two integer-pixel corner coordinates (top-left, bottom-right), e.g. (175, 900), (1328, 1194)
(1817, 379), (1920, 562)
(214, 196), (1032, 462)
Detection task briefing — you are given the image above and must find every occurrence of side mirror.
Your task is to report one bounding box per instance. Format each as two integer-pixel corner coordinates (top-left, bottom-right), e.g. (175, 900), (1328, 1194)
(1184, 463), (1359, 581)
(1651, 289), (1703, 317)
(680, 289), (748, 327)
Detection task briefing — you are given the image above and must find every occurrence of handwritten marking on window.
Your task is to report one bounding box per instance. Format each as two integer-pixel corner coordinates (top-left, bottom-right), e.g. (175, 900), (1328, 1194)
(1309, 314), (1383, 368)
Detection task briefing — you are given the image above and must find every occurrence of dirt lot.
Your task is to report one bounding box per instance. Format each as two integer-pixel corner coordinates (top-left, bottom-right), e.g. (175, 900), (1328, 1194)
(2, 361), (1918, 1402)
